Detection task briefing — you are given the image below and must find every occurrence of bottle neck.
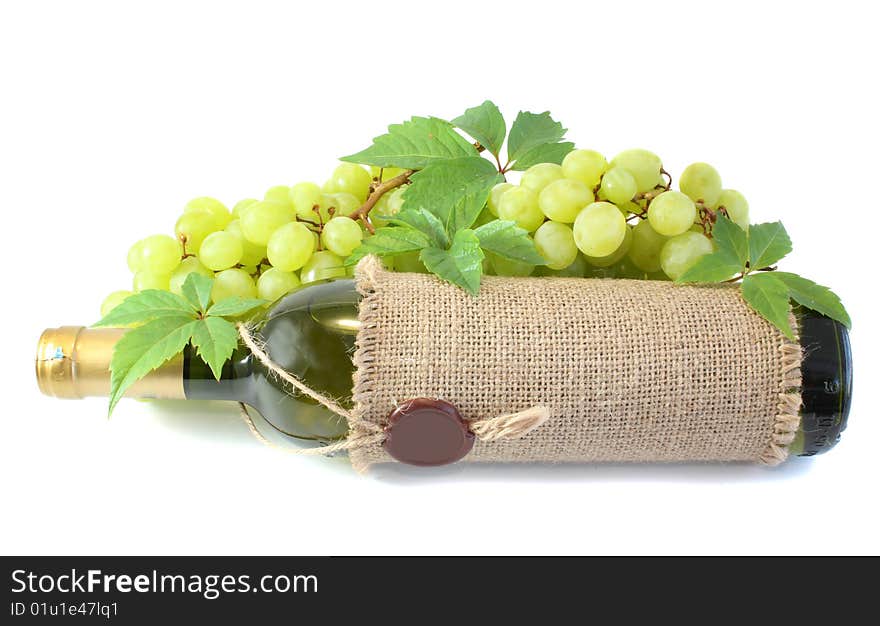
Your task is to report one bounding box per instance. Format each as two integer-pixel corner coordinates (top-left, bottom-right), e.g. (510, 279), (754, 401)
(182, 344), (254, 403)
(34, 326), (244, 402)
(36, 327), (185, 400)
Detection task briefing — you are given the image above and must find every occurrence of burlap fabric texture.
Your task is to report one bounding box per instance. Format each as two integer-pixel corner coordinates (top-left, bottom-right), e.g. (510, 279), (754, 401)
(348, 256), (802, 472)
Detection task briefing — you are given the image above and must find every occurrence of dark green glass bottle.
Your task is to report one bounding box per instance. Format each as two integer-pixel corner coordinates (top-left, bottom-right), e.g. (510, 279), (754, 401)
(36, 279), (852, 456)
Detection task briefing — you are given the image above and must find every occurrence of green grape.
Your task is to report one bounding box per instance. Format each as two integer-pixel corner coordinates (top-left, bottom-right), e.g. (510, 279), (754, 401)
(266, 222), (315, 272)
(291, 182), (323, 220)
(372, 188), (406, 227)
(328, 192), (361, 216)
(599, 167), (638, 205)
(533, 221), (578, 270)
(137, 234), (182, 275)
(679, 162), (722, 206)
(300, 250), (346, 284)
(370, 166), (405, 183)
(520, 163), (564, 194)
(169, 256), (212, 295)
(715, 189), (749, 231)
(387, 187), (406, 214)
(627, 219), (668, 273)
(212, 268), (257, 301)
(561, 149), (607, 188)
(184, 197), (231, 229)
(610, 149), (662, 193)
(100, 290), (132, 317)
(126, 239), (146, 273)
(303, 194), (337, 223)
(232, 198), (258, 218)
(133, 270), (171, 292)
(486, 251), (534, 277)
(264, 185), (295, 211)
(538, 179), (594, 223)
(488, 182), (515, 217)
(647, 191), (697, 237)
(659, 231), (714, 280)
(257, 267), (301, 302)
(393, 251), (427, 273)
(198, 231), (243, 271)
(240, 201), (293, 246)
(174, 210), (221, 254)
(497, 186), (544, 232)
(321, 216), (363, 257)
(572, 202), (627, 257)
(534, 254), (588, 278)
(585, 225), (633, 267)
(224, 220), (267, 267)
(323, 163), (372, 201)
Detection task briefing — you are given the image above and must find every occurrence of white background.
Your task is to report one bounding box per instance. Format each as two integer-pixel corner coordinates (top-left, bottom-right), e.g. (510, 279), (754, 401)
(1, 0), (877, 556)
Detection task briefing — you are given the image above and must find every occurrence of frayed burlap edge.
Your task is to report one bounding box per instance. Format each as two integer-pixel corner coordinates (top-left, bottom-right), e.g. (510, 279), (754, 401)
(759, 329), (803, 466)
(348, 256), (385, 474)
(349, 255), (803, 471)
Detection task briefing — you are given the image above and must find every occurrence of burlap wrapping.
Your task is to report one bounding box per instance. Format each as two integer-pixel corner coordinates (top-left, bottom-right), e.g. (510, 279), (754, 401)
(349, 256), (802, 471)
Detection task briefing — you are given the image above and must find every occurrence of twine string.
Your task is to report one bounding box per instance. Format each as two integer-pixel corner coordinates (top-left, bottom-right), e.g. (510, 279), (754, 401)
(236, 322), (550, 458)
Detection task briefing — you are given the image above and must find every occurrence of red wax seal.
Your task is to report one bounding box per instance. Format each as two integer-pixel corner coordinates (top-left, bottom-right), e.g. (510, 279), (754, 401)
(383, 399), (475, 466)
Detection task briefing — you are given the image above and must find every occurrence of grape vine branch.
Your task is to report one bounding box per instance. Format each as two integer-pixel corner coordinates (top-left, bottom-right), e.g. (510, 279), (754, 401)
(348, 169), (414, 233)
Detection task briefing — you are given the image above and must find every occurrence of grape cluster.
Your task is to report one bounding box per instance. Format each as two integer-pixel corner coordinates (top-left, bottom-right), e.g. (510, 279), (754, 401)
(100, 150), (749, 317)
(489, 150), (748, 280)
(101, 163), (395, 317)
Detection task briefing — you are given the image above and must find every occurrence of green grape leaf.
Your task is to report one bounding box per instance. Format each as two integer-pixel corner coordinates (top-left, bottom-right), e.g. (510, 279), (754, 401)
(206, 297), (267, 318)
(345, 226), (433, 266)
(419, 229), (484, 296)
(181, 272), (213, 313)
(507, 141), (575, 171)
(506, 111), (569, 168)
(676, 254), (742, 283)
(741, 272), (795, 340)
(94, 289), (196, 328)
(384, 208), (450, 249)
(451, 100), (506, 158)
(402, 157), (504, 235)
(772, 272), (852, 328)
(474, 219), (545, 265)
(108, 315), (201, 414)
(748, 221), (792, 269)
(189, 316), (239, 380)
(711, 215), (749, 268)
(341, 116), (477, 169)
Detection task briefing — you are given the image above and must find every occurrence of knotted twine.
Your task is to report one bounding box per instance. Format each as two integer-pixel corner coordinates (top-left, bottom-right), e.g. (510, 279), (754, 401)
(235, 322), (550, 458)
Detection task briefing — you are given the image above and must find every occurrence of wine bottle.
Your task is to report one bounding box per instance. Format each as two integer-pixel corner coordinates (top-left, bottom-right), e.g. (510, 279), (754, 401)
(36, 279), (852, 457)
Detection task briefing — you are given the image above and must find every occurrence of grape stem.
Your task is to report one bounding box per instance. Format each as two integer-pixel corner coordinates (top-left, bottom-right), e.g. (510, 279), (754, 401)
(178, 235), (195, 259)
(296, 215), (321, 228)
(722, 265), (777, 283)
(349, 169), (413, 233)
(697, 202), (730, 236)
